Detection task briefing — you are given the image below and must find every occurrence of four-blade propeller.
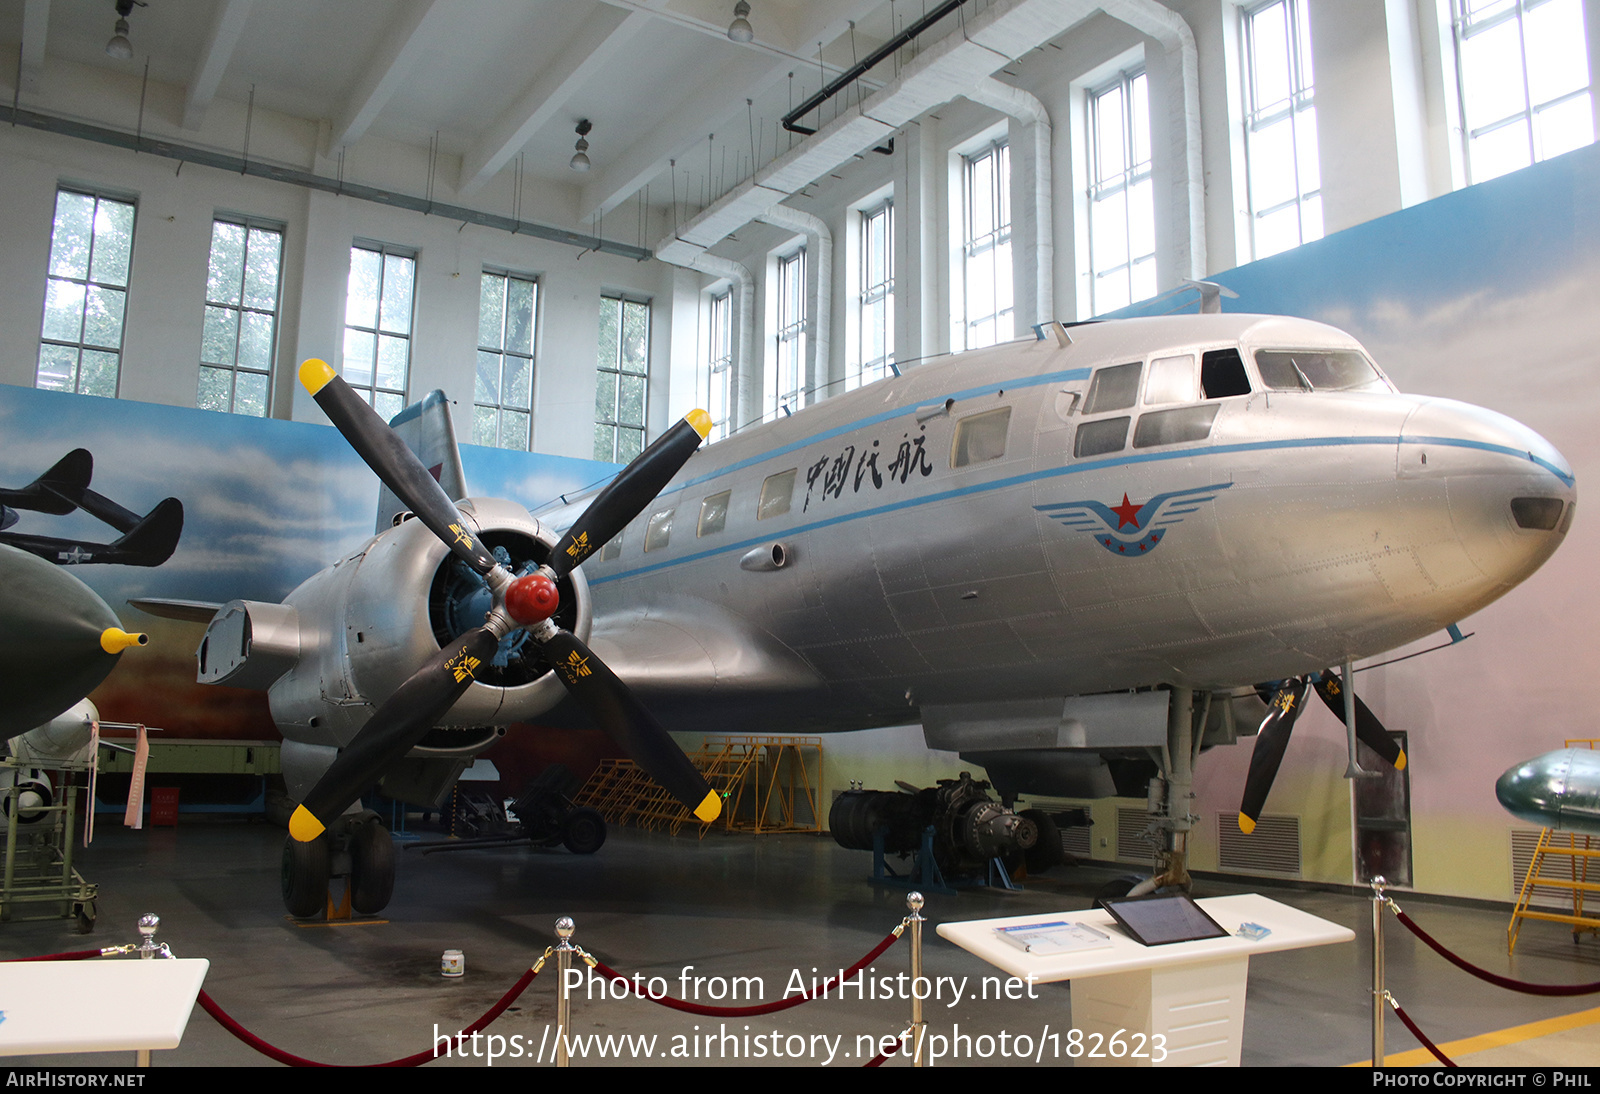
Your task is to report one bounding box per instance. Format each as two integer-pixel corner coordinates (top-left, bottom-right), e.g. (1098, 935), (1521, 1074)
(289, 359), (717, 843)
(1237, 671), (1408, 834)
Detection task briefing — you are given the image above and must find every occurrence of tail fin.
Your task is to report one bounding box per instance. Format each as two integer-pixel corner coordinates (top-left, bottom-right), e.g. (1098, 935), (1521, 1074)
(0, 449), (92, 514)
(102, 497), (184, 567)
(375, 390), (469, 533)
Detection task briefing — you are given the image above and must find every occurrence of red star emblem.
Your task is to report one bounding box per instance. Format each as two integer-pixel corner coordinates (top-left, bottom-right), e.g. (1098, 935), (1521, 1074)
(1111, 493), (1143, 529)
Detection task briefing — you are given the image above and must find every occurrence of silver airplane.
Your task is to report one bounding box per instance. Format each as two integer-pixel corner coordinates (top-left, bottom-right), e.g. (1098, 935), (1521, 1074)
(184, 313), (1575, 912)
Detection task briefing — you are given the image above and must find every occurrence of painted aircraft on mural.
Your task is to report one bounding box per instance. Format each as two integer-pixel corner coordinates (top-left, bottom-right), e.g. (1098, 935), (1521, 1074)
(168, 312), (1574, 912)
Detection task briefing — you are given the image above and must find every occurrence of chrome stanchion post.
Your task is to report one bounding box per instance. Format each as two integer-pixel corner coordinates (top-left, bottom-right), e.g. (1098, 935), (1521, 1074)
(1371, 876), (1387, 1067)
(555, 916), (575, 1068)
(908, 891), (926, 1067)
(135, 914), (160, 1067)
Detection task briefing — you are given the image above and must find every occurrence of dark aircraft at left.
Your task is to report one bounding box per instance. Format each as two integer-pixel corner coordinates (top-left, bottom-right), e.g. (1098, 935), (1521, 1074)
(0, 450), (177, 737)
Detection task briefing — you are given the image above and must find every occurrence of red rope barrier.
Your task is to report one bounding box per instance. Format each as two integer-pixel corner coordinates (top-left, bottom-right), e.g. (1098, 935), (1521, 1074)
(197, 965), (541, 1067)
(1394, 909), (1600, 996)
(1388, 998), (1457, 1067)
(4, 949), (107, 962)
(587, 927), (903, 1018)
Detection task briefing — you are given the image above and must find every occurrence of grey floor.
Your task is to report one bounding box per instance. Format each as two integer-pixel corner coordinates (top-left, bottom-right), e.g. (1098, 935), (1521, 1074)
(3, 817), (1599, 1067)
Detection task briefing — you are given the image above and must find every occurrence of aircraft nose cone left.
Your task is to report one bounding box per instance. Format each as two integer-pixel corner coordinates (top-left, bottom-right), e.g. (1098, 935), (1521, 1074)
(1497, 748), (1600, 835)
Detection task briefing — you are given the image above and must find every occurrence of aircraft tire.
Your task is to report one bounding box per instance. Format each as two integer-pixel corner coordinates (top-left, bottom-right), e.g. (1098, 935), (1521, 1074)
(349, 818), (396, 914)
(562, 808), (607, 855)
(1094, 873), (1146, 903)
(1021, 810), (1063, 872)
(281, 833), (331, 918)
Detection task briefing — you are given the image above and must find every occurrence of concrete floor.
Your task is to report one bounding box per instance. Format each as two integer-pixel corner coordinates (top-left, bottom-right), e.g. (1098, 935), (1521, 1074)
(3, 818), (1599, 1068)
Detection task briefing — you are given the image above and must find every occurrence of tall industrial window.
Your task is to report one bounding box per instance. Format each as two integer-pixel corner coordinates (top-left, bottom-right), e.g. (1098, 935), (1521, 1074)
(1088, 69), (1156, 314)
(1452, 0), (1593, 184)
(772, 248), (807, 415)
(198, 217), (283, 416)
(476, 271), (537, 449)
(37, 188), (135, 397)
(962, 141), (1012, 348)
(343, 242), (415, 422)
(595, 293), (650, 462)
(857, 199), (894, 387)
(1243, 0), (1322, 259)
(704, 290), (733, 442)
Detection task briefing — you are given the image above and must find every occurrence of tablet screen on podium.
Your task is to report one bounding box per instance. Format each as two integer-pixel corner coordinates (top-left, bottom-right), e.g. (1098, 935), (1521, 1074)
(1098, 893), (1230, 946)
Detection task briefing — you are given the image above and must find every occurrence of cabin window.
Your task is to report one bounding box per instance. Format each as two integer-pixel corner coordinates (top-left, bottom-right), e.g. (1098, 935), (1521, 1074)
(1133, 405), (1219, 448)
(599, 536), (621, 561)
(1083, 361), (1142, 413)
(644, 509), (674, 552)
(1143, 354), (1198, 405)
(1201, 348), (1252, 398)
(950, 407), (1012, 467)
(1075, 416), (1130, 458)
(758, 469), (797, 520)
(1254, 349), (1388, 392)
(698, 490), (731, 536)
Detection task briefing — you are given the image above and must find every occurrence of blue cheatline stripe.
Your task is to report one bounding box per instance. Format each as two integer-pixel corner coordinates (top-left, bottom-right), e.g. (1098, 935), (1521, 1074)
(673, 366), (1094, 491)
(589, 432), (1574, 586)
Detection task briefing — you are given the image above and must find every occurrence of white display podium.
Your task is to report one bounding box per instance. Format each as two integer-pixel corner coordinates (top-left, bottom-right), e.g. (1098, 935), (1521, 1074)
(937, 893), (1353, 1067)
(0, 957), (210, 1064)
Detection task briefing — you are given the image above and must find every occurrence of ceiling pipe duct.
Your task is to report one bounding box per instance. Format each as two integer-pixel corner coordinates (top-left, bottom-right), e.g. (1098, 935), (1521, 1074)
(0, 104), (652, 261)
(657, 0), (1203, 319)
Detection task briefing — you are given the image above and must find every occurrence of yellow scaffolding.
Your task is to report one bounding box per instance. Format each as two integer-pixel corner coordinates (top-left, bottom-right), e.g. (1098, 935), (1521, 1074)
(573, 736), (822, 839)
(1507, 738), (1600, 953)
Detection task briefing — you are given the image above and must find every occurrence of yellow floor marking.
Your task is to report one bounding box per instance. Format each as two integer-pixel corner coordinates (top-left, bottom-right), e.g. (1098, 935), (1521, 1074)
(1348, 1004), (1600, 1067)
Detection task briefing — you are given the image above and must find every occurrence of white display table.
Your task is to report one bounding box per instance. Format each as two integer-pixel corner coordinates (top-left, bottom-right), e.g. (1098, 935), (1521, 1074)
(0, 957), (210, 1064)
(937, 893), (1353, 1067)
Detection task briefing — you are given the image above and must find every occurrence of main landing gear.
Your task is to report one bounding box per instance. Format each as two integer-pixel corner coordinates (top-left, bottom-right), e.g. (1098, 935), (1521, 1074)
(281, 810), (395, 918)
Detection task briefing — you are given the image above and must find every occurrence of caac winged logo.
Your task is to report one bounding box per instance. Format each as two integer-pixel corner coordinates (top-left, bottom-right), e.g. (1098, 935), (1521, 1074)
(1034, 482), (1232, 556)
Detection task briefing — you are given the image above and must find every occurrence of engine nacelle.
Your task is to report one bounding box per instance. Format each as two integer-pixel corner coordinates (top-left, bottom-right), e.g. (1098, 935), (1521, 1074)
(199, 497), (590, 755)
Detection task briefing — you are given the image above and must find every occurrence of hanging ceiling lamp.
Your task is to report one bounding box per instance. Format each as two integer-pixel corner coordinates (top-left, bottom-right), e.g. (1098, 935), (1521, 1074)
(570, 119), (593, 172)
(727, 1), (754, 43)
(105, 0), (142, 60)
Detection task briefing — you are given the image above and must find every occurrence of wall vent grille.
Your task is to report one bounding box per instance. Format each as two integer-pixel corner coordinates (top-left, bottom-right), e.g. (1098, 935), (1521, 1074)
(1217, 813), (1302, 876)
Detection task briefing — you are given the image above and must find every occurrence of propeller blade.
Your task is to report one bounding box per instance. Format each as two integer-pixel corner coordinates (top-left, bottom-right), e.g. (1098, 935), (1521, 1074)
(299, 359), (499, 577)
(1312, 674), (1407, 770)
(547, 410), (711, 580)
(539, 628), (720, 822)
(1239, 677), (1310, 833)
(289, 626), (499, 842)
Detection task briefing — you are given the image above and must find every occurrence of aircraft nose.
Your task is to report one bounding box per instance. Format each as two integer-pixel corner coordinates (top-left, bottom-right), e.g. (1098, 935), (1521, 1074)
(1497, 749), (1600, 833)
(1398, 398), (1575, 587)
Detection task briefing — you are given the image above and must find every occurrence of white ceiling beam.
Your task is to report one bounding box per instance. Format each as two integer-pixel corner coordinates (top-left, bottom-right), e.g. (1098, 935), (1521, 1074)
(456, 4), (642, 197)
(19, 0), (50, 97)
(328, 0), (450, 150)
(579, 51), (777, 221)
(182, 0), (254, 130)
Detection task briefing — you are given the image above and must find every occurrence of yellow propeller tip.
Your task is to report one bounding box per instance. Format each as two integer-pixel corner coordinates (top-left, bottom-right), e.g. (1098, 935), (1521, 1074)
(1238, 814), (1256, 835)
(289, 805), (326, 843)
(686, 408), (713, 440)
(1394, 750), (1407, 772)
(694, 790), (721, 823)
(299, 358), (337, 395)
(99, 627), (147, 655)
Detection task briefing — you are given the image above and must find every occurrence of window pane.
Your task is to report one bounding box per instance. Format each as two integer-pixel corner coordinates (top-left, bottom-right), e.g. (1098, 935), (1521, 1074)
(479, 274), (505, 349)
(376, 334), (408, 390)
(242, 227), (282, 310)
(1535, 94), (1594, 160)
(90, 199), (135, 284)
(78, 350), (118, 397)
(234, 369), (269, 417)
(82, 286), (125, 349)
(37, 344), (77, 390)
(475, 404), (499, 447)
(49, 192), (96, 279)
(346, 248), (381, 328)
(343, 328), (376, 386)
(379, 254), (414, 334)
(506, 278), (535, 355)
(503, 355), (532, 410)
(698, 491), (731, 536)
(198, 364), (232, 411)
(207, 222), (246, 305)
(499, 409), (529, 450)
(239, 311), (274, 372)
(42, 280), (86, 343)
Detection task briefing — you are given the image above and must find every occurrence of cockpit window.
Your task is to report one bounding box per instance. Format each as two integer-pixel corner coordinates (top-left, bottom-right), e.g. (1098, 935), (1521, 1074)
(1083, 362), (1142, 414)
(1144, 354), (1198, 405)
(1255, 350), (1389, 393)
(1201, 348), (1251, 398)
